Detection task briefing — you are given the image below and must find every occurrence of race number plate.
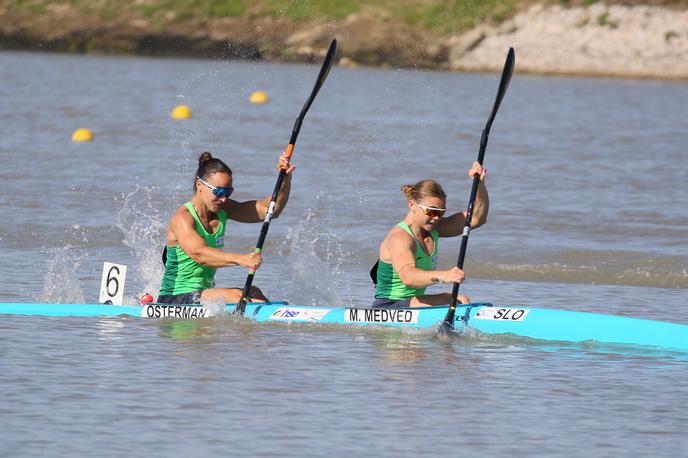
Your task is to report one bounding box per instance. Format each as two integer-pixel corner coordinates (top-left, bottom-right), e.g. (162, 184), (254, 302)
(99, 262), (127, 305)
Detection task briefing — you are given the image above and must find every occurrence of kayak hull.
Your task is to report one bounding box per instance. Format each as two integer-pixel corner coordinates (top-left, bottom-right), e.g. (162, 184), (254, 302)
(1, 301), (687, 352)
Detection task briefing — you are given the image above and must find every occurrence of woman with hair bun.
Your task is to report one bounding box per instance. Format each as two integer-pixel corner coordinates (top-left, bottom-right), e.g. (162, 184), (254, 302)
(157, 151), (294, 304)
(371, 162), (488, 308)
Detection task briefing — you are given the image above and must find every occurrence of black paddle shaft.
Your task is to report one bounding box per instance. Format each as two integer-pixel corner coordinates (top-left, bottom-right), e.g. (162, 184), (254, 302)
(235, 39), (338, 315)
(440, 48), (515, 333)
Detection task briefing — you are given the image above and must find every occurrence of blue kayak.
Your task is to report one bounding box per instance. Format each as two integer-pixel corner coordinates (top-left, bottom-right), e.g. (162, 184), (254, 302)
(1, 301), (687, 352)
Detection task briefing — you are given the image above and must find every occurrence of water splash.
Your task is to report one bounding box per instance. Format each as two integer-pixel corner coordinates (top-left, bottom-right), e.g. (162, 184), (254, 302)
(279, 193), (353, 307)
(39, 246), (85, 304)
(117, 186), (168, 301)
(202, 296), (229, 316)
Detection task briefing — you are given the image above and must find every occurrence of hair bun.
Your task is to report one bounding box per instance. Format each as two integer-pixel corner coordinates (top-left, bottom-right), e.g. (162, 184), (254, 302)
(198, 151), (213, 165)
(193, 152), (232, 191)
(400, 185), (413, 199)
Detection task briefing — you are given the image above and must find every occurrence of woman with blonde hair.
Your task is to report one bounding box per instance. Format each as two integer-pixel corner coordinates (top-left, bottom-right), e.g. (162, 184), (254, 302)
(371, 162), (488, 308)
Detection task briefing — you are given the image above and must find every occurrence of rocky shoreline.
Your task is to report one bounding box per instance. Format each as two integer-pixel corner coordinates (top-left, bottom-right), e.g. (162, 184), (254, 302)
(449, 4), (688, 79)
(1, 3), (687, 79)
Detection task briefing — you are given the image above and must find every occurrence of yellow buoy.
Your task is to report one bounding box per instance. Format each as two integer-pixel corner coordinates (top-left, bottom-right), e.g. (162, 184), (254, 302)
(171, 105), (192, 120)
(249, 91), (269, 104)
(72, 128), (93, 142)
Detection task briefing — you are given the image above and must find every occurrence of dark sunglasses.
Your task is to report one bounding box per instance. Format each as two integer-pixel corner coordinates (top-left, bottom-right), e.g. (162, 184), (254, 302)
(197, 176), (234, 198)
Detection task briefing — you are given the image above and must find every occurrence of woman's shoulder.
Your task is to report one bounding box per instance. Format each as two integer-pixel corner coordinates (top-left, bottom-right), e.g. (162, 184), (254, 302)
(384, 225), (415, 249)
(170, 205), (195, 227)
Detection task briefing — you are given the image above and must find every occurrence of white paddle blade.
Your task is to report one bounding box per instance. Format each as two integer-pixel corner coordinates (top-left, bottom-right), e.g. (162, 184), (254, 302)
(99, 262), (127, 305)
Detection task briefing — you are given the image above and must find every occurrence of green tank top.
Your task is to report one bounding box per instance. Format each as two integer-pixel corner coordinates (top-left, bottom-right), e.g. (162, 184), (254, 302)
(375, 221), (438, 300)
(159, 202), (227, 295)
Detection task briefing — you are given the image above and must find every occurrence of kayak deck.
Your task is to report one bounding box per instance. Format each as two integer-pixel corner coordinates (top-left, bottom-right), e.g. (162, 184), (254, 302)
(1, 301), (687, 352)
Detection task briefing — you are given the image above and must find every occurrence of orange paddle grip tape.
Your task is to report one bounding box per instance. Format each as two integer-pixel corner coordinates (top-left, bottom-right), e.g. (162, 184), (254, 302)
(283, 144), (294, 161)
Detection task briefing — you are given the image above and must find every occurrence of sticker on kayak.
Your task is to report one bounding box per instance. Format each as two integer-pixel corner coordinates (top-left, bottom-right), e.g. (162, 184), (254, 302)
(474, 307), (530, 322)
(270, 307), (331, 322)
(344, 308), (419, 324)
(141, 304), (209, 319)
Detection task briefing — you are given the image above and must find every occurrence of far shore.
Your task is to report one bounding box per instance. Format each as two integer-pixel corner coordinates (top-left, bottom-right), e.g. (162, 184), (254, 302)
(1, 2), (687, 80)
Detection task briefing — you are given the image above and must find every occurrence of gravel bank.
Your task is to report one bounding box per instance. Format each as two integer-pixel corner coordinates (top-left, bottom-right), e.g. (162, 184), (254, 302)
(449, 4), (688, 79)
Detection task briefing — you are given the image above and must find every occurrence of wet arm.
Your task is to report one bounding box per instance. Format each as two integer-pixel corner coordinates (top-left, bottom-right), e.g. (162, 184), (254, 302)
(171, 213), (248, 268)
(224, 174), (291, 223)
(388, 234), (445, 288)
(436, 182), (489, 237)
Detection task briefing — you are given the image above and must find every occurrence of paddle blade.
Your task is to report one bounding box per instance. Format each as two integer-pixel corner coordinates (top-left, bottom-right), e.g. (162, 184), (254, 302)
(290, 39), (338, 145)
(305, 39), (338, 110)
(486, 47), (515, 131)
(318, 39), (338, 87)
(437, 319), (455, 336)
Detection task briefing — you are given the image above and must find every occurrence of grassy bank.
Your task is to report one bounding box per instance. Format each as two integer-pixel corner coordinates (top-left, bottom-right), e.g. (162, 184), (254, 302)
(6, 1), (688, 28)
(5, 0), (525, 31)
(136, 0), (522, 31)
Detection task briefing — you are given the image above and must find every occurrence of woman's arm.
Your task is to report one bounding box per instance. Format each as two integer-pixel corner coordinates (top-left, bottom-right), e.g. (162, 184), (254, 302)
(386, 230), (465, 288)
(436, 162), (489, 237)
(224, 154), (294, 223)
(170, 211), (261, 269)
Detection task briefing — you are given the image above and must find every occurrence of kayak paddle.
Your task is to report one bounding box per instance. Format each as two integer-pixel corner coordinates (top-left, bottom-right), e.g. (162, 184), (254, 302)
(438, 47), (515, 335)
(235, 39), (338, 315)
